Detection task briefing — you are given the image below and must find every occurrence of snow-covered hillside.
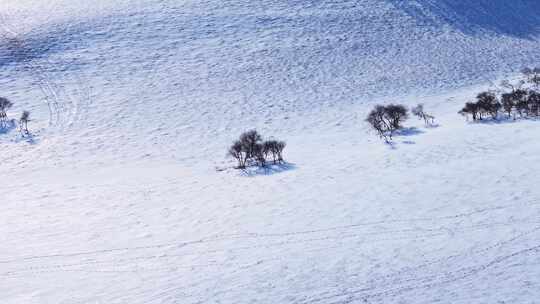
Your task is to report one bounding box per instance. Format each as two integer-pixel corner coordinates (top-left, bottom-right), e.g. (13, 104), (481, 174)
(2, 1), (540, 303)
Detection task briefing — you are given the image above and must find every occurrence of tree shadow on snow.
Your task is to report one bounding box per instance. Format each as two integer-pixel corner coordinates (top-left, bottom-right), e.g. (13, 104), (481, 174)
(15, 133), (39, 145)
(393, 127), (424, 137)
(240, 162), (297, 177)
(465, 116), (540, 125)
(384, 127), (425, 148)
(0, 120), (16, 135)
(0, 121), (39, 144)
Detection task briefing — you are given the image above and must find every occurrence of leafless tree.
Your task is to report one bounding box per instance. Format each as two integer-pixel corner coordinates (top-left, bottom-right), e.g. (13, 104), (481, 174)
(19, 110), (30, 135)
(510, 89), (529, 118)
(459, 102), (480, 121)
(263, 140), (286, 164)
(411, 103), (435, 126)
(229, 130), (287, 169)
(366, 105), (391, 141)
(366, 104), (409, 141)
(476, 91), (501, 119)
(385, 104), (409, 130)
(239, 129), (262, 161)
(229, 140), (247, 168)
(501, 93), (515, 119)
(275, 141), (286, 162)
(0, 97), (13, 127)
(527, 91), (540, 117)
(253, 143), (266, 167)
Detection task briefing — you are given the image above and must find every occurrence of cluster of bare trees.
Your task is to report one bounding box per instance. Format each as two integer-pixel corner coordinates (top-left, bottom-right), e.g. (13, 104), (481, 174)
(459, 67), (540, 121)
(366, 103), (434, 141)
(365, 104), (408, 141)
(0, 97), (31, 135)
(458, 92), (502, 120)
(228, 130), (286, 169)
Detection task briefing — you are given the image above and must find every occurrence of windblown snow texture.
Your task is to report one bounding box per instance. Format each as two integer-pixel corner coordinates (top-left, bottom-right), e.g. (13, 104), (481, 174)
(1, 1), (540, 303)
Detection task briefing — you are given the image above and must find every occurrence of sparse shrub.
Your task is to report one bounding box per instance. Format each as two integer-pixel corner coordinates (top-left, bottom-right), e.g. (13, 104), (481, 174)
(19, 110), (30, 135)
(228, 130), (286, 169)
(0, 97), (13, 127)
(411, 103), (435, 126)
(366, 103), (408, 141)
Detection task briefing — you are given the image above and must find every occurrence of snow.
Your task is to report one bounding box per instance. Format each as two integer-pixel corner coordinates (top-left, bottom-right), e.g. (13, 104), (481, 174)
(1, 1), (540, 303)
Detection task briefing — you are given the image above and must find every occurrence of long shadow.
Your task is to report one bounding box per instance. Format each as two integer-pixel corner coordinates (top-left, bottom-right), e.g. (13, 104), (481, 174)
(0, 120), (39, 144)
(240, 162), (297, 177)
(384, 127), (426, 149)
(468, 116), (540, 125)
(386, 0), (540, 39)
(15, 132), (39, 145)
(393, 127), (424, 137)
(0, 119), (16, 134)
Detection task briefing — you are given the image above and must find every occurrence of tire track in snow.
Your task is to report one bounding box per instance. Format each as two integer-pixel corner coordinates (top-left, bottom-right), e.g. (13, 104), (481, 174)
(2, 218), (537, 278)
(0, 205), (521, 265)
(299, 226), (540, 304)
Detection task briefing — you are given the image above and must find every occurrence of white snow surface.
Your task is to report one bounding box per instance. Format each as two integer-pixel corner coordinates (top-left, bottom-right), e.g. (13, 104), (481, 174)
(1, 1), (540, 303)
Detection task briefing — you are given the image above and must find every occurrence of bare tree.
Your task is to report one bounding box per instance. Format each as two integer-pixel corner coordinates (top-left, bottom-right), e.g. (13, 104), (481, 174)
(263, 140), (287, 164)
(476, 91), (501, 119)
(19, 110), (30, 135)
(501, 93), (515, 119)
(253, 143), (266, 167)
(459, 102), (480, 121)
(411, 103), (435, 126)
(385, 104), (409, 130)
(228, 140), (247, 168)
(239, 130), (262, 161)
(366, 104), (409, 141)
(228, 131), (287, 169)
(366, 105), (391, 141)
(0, 97), (13, 127)
(528, 91), (540, 117)
(275, 141), (286, 162)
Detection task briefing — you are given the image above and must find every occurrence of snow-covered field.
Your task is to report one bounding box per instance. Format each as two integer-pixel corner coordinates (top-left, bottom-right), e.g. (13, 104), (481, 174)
(2, 1), (540, 303)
